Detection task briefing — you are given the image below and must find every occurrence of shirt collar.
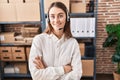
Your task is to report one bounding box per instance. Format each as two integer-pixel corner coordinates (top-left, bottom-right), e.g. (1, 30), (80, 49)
(49, 33), (66, 43)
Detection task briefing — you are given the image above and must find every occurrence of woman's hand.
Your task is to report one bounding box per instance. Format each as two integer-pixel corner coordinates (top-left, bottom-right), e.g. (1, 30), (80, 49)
(64, 64), (72, 74)
(33, 56), (46, 69)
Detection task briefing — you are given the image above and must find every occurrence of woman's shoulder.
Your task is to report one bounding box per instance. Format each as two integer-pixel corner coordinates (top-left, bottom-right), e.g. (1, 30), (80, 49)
(33, 33), (49, 40)
(66, 37), (78, 44)
(69, 37), (77, 42)
(35, 33), (48, 38)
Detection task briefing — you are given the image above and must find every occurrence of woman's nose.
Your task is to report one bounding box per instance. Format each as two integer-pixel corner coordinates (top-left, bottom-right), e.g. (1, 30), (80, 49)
(54, 17), (59, 22)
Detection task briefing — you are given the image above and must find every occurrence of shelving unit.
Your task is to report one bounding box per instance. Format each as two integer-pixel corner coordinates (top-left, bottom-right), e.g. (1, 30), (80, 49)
(0, 0), (42, 80)
(71, 0), (98, 79)
(70, 13), (94, 17)
(40, 0), (98, 80)
(0, 44), (32, 80)
(0, 0), (98, 80)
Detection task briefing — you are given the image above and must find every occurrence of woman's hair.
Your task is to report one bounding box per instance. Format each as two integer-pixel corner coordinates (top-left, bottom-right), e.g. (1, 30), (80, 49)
(44, 2), (72, 38)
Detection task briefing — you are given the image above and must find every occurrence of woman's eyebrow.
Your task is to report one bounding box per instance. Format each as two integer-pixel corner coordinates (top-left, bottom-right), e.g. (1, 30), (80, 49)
(49, 12), (64, 15)
(50, 14), (55, 15)
(58, 13), (64, 15)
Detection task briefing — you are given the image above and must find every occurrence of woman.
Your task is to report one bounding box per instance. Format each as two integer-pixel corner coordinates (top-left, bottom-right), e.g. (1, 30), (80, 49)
(29, 2), (82, 80)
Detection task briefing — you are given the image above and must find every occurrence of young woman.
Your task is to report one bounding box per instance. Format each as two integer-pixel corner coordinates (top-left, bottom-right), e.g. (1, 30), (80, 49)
(29, 2), (82, 80)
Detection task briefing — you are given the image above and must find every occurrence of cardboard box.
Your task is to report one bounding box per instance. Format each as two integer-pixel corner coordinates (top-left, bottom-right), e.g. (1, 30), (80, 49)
(0, 47), (12, 53)
(0, 3), (17, 22)
(16, 2), (40, 21)
(0, 0), (40, 22)
(24, 37), (33, 44)
(79, 43), (85, 56)
(0, 47), (13, 61)
(25, 0), (39, 3)
(1, 53), (13, 61)
(82, 60), (94, 76)
(10, 0), (40, 3)
(0, 0), (8, 3)
(5, 79), (32, 80)
(22, 27), (39, 33)
(14, 63), (27, 74)
(44, 0), (70, 13)
(9, 0), (23, 3)
(0, 32), (15, 43)
(9, 0), (39, 3)
(71, 2), (86, 13)
(70, 0), (82, 1)
(12, 53), (26, 61)
(12, 47), (25, 61)
(21, 27), (39, 37)
(12, 47), (25, 54)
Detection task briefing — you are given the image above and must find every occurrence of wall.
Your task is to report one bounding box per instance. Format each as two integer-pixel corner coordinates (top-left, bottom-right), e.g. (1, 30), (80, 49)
(96, 0), (120, 74)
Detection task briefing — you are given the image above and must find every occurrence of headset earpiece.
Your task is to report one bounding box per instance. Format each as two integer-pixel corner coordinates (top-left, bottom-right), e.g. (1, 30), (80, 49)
(66, 9), (70, 22)
(47, 14), (50, 22)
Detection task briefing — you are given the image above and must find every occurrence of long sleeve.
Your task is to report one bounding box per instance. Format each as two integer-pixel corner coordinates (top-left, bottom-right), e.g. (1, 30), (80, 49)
(64, 40), (82, 80)
(29, 35), (64, 80)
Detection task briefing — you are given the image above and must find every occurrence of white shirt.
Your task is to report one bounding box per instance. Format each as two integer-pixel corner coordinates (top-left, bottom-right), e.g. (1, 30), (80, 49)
(29, 33), (82, 80)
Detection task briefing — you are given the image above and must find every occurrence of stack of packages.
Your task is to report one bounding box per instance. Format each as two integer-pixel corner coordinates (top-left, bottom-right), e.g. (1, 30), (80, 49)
(70, 0), (86, 13)
(15, 25), (40, 44)
(79, 43), (94, 76)
(0, 0), (40, 22)
(0, 32), (15, 44)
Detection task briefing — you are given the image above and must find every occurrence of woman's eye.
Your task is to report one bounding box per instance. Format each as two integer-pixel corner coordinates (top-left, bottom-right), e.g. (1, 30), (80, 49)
(50, 16), (55, 19)
(59, 15), (63, 18)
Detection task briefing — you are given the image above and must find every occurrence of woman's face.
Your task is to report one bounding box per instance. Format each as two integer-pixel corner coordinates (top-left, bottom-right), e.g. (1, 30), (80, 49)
(49, 7), (66, 31)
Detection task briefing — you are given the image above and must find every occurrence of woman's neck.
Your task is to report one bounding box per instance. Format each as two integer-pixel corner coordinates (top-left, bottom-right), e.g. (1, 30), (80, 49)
(53, 30), (64, 39)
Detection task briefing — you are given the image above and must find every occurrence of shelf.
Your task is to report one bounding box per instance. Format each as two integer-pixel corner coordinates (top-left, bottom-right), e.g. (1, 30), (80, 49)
(3, 73), (94, 79)
(0, 21), (41, 24)
(45, 12), (95, 18)
(0, 43), (31, 47)
(1, 61), (28, 63)
(81, 56), (95, 60)
(74, 37), (95, 39)
(70, 13), (95, 17)
(81, 76), (94, 79)
(3, 73), (31, 78)
(0, 0), (98, 80)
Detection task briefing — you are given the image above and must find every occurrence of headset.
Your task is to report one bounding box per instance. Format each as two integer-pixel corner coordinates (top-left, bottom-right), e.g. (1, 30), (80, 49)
(47, 9), (70, 22)
(66, 9), (70, 22)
